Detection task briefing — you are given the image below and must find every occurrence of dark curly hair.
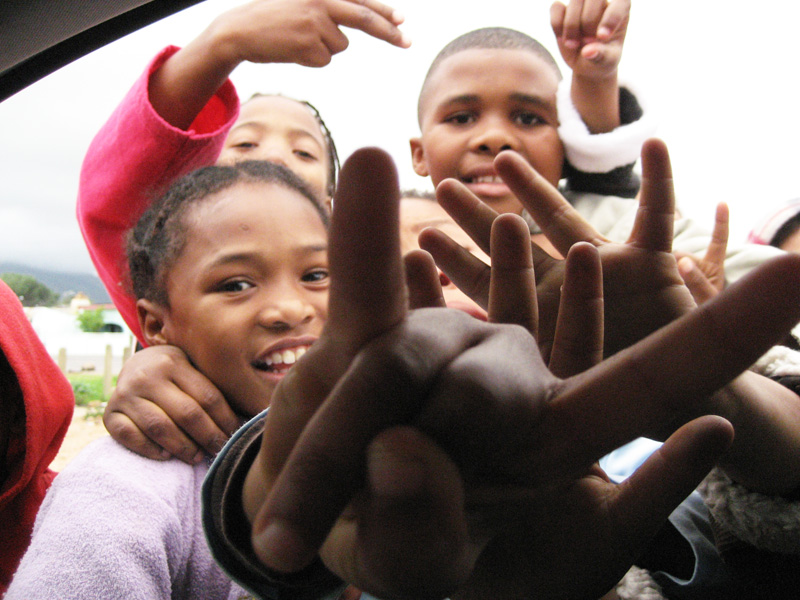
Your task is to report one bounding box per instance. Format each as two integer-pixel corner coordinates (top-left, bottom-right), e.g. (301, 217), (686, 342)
(127, 160), (329, 307)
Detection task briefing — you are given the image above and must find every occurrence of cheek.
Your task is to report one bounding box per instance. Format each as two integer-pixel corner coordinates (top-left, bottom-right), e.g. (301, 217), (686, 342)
(526, 131), (564, 186)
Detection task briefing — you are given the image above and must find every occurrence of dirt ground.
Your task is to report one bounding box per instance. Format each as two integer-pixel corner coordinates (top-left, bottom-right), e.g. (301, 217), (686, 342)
(50, 405), (109, 472)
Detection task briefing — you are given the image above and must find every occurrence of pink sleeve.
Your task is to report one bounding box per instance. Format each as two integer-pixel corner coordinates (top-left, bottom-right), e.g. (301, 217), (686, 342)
(76, 45), (240, 343)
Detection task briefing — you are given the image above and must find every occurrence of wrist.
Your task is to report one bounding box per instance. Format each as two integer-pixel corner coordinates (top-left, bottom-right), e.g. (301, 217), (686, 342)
(570, 71), (620, 133)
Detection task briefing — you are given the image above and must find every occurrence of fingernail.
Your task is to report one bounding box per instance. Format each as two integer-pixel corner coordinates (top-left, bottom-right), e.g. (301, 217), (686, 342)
(400, 32), (412, 48)
(598, 26), (611, 39)
(252, 520), (312, 572)
(192, 450), (205, 464)
(392, 9), (405, 23)
(158, 448), (171, 460)
(563, 38), (580, 49)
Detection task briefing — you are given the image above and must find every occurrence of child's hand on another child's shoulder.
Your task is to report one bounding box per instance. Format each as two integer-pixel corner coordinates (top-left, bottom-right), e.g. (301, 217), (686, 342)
(105, 345), (239, 463)
(550, 0), (630, 79)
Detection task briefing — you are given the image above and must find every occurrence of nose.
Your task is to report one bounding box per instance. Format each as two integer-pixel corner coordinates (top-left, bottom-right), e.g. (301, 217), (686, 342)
(470, 116), (519, 155)
(254, 141), (291, 168)
(257, 287), (316, 330)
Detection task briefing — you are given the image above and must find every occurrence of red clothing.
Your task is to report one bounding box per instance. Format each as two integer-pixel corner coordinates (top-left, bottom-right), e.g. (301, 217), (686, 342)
(0, 281), (74, 593)
(76, 46), (239, 343)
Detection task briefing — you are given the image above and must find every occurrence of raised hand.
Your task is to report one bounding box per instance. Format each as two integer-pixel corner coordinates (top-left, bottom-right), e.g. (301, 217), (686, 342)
(676, 202), (729, 304)
(237, 147), (800, 600)
(422, 138), (697, 360)
(551, 0), (630, 79)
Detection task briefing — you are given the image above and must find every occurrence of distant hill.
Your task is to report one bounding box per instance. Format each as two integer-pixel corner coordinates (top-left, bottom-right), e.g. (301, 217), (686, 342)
(0, 262), (110, 304)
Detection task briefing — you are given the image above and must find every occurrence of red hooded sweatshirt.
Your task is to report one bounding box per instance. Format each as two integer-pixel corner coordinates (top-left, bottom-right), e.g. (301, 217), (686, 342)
(0, 281), (73, 593)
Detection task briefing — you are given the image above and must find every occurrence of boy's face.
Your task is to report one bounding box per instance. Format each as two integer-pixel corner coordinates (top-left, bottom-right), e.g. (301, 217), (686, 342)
(144, 182), (329, 417)
(218, 96), (330, 201)
(411, 48), (564, 215)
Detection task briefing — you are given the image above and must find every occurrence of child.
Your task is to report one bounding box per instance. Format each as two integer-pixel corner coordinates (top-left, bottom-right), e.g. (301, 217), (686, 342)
(409, 23), (782, 282)
(0, 280), (74, 594)
(203, 146), (800, 600)
(78, 0), (409, 345)
(7, 160), (333, 598)
(99, 0), (662, 465)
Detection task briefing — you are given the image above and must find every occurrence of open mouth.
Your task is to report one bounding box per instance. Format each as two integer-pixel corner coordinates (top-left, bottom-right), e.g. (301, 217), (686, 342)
(252, 345), (310, 374)
(463, 175), (503, 184)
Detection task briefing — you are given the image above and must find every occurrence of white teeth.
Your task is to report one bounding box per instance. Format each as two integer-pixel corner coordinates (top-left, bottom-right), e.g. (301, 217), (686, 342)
(260, 345), (310, 368)
(473, 175), (501, 184)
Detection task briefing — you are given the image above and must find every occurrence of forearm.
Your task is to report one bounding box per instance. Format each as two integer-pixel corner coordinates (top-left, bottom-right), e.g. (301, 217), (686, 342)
(570, 72), (620, 134)
(705, 370), (800, 495)
(149, 23), (241, 130)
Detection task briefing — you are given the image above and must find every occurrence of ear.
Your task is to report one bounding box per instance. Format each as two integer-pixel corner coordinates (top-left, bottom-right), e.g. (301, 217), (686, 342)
(137, 298), (170, 347)
(409, 137), (430, 177)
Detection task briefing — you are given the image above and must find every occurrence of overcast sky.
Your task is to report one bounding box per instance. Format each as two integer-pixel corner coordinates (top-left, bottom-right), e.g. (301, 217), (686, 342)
(2, 0), (800, 274)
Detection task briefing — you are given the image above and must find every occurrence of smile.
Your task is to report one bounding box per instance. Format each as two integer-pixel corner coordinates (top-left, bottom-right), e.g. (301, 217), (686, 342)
(252, 343), (312, 374)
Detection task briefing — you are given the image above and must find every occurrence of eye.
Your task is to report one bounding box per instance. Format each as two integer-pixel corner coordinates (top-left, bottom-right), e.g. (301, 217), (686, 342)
(444, 112), (475, 126)
(231, 141), (257, 150)
(294, 149), (318, 161)
(302, 268), (329, 285)
(513, 112), (545, 127)
(218, 279), (254, 293)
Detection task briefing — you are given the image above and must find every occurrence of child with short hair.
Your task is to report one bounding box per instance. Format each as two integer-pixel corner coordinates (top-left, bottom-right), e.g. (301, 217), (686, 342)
(7, 160), (332, 598)
(409, 22), (782, 280)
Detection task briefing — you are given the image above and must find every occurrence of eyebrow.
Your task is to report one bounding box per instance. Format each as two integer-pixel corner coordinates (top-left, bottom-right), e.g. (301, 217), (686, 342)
(208, 244), (328, 269)
(440, 92), (553, 109)
(228, 122), (324, 148)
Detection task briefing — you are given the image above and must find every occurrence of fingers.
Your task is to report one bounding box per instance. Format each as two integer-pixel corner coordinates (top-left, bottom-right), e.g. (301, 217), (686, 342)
(253, 310), (489, 572)
(706, 202), (730, 275)
(435, 178), (497, 257)
(548, 253), (800, 473)
(404, 249), (447, 310)
(627, 139), (675, 253)
(103, 409), (177, 462)
(488, 214), (538, 335)
(610, 416), (733, 558)
(494, 150), (607, 255)
(105, 346), (235, 462)
(260, 147), (405, 476)
(321, 427), (474, 599)
(549, 242), (604, 378)
(328, 0), (410, 48)
(597, 0), (631, 41)
(677, 256), (717, 305)
(418, 227), (491, 310)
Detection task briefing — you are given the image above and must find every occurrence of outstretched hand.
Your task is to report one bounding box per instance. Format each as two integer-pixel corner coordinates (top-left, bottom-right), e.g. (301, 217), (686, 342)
(238, 146), (800, 600)
(422, 138), (698, 361)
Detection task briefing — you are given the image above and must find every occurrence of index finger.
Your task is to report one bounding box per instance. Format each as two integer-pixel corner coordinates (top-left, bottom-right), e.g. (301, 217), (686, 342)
(494, 150), (608, 255)
(260, 148), (406, 482)
(328, 0), (411, 48)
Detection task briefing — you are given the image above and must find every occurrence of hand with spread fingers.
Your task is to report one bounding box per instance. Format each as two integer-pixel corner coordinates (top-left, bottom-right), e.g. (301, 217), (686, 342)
(226, 147), (800, 599)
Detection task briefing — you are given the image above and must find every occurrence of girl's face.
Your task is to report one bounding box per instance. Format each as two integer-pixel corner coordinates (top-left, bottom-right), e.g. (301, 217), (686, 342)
(144, 182), (329, 416)
(218, 96), (331, 201)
